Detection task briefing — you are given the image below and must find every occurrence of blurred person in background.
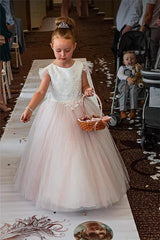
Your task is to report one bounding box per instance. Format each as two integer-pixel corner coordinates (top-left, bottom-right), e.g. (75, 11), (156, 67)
(61, 0), (88, 18)
(121, 0), (160, 68)
(0, 3), (12, 112)
(140, 0), (160, 68)
(112, 0), (138, 69)
(0, 0), (14, 30)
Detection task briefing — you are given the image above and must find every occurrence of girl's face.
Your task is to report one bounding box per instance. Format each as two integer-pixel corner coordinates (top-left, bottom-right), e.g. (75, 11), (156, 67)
(123, 53), (136, 66)
(51, 38), (76, 64)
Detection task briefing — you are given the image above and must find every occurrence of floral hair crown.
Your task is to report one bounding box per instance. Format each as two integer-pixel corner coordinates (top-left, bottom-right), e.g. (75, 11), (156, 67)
(58, 22), (71, 29)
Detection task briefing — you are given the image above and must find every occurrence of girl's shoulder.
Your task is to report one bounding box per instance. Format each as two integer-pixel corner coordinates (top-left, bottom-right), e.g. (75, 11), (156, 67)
(39, 63), (53, 79)
(82, 61), (93, 73)
(75, 60), (93, 74)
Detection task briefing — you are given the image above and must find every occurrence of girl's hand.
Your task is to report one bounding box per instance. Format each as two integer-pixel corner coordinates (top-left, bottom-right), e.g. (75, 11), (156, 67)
(20, 108), (32, 123)
(127, 77), (135, 85)
(84, 87), (94, 97)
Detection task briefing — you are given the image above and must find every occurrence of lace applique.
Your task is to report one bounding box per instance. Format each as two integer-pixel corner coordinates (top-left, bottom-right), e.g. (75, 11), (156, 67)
(82, 61), (93, 74)
(62, 98), (82, 110)
(46, 97), (82, 110)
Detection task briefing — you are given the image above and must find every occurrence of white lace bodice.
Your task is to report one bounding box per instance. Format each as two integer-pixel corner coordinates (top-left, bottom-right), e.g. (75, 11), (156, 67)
(39, 60), (88, 103)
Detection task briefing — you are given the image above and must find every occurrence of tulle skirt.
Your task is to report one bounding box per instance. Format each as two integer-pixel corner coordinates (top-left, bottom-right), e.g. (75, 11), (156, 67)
(15, 97), (129, 211)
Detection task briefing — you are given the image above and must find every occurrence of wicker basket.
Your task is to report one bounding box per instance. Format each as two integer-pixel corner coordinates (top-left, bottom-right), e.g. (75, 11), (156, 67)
(77, 94), (111, 131)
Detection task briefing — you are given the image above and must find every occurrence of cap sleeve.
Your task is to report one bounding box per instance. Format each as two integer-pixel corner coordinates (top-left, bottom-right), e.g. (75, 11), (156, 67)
(82, 61), (94, 90)
(82, 61), (93, 74)
(39, 67), (50, 79)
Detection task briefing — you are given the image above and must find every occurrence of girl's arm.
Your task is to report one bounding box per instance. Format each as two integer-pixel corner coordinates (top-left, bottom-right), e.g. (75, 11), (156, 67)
(21, 73), (51, 123)
(82, 70), (94, 97)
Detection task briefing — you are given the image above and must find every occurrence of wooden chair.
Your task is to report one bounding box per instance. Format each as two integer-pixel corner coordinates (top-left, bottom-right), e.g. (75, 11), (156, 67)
(1, 66), (11, 105)
(3, 61), (13, 85)
(11, 35), (22, 68)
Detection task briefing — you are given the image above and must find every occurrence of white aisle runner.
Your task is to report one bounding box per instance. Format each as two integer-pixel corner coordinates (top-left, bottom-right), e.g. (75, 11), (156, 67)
(0, 59), (140, 240)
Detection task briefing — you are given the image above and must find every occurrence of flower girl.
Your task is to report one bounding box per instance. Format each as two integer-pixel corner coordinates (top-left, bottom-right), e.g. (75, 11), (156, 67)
(15, 17), (129, 211)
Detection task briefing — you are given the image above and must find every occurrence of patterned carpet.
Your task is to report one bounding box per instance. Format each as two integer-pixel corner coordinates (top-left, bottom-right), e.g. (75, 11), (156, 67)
(0, 59), (139, 240)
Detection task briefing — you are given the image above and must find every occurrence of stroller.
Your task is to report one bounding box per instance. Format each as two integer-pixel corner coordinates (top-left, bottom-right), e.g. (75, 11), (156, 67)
(109, 30), (149, 126)
(140, 53), (160, 151)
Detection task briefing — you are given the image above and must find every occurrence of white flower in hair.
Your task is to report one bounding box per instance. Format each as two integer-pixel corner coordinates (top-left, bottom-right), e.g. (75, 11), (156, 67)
(58, 22), (70, 29)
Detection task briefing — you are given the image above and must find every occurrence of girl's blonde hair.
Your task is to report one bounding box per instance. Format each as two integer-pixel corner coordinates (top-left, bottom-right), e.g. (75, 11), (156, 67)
(51, 17), (76, 43)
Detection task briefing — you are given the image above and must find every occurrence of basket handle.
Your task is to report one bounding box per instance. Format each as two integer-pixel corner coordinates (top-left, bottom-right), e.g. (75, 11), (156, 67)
(82, 93), (103, 118)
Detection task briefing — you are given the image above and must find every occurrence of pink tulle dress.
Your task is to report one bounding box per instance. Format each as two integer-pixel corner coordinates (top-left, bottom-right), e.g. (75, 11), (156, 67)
(15, 60), (129, 212)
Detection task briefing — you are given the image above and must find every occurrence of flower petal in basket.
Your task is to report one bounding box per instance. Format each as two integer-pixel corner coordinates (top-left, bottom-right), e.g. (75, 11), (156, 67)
(77, 115), (111, 131)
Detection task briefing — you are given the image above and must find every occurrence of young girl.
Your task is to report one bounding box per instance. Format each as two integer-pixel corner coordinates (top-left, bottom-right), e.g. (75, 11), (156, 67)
(15, 17), (129, 212)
